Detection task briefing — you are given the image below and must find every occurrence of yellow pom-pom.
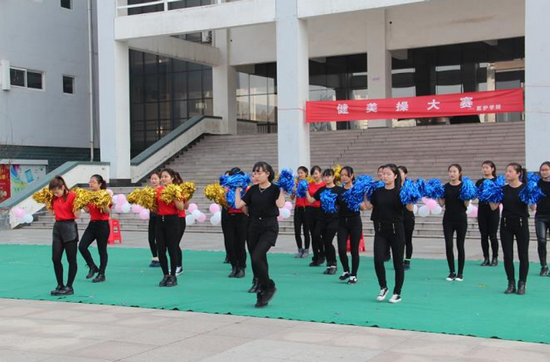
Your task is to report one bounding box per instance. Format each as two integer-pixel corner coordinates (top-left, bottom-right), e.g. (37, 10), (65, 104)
(127, 187), (157, 211)
(180, 181), (196, 201)
(333, 164), (342, 186)
(204, 183), (227, 208)
(306, 176), (314, 184)
(72, 187), (93, 211)
(89, 190), (111, 209)
(32, 187), (54, 210)
(127, 188), (142, 205)
(160, 183), (183, 204)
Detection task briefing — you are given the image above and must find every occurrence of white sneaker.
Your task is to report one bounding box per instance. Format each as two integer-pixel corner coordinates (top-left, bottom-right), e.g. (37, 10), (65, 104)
(376, 287), (389, 301)
(455, 274), (464, 282)
(388, 294), (402, 304)
(175, 266), (183, 276)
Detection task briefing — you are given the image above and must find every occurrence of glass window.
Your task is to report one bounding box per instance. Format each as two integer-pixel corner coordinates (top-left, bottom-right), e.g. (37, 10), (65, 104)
(250, 95), (269, 122)
(10, 68), (25, 87)
(250, 75), (267, 95)
(27, 71), (43, 90)
(187, 71), (202, 99)
(131, 104), (145, 121)
(202, 69), (212, 98)
(145, 103), (158, 120)
(237, 73), (249, 96)
(159, 101), (171, 119)
(237, 96), (250, 120)
(61, 0), (71, 10)
(63, 76), (74, 94)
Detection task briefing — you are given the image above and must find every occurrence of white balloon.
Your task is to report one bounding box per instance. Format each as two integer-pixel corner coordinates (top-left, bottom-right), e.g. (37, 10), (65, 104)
(23, 214), (34, 223)
(186, 215), (195, 225)
(280, 208), (291, 219)
(418, 205), (430, 217)
(466, 204), (474, 213)
(413, 204), (419, 215)
(121, 203), (131, 213)
(112, 195), (118, 204)
(191, 209), (202, 220)
(431, 204), (443, 215)
(211, 211), (222, 226)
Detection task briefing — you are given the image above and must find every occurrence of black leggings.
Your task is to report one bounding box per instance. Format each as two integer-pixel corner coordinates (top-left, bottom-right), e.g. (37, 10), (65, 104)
(177, 217), (187, 268)
(79, 220), (110, 275)
(501, 216), (530, 282)
(156, 215), (181, 276)
(320, 218), (338, 265)
(226, 213), (248, 268)
(535, 215), (550, 267)
(221, 208), (230, 259)
(52, 221), (79, 288)
(404, 212), (415, 260)
(373, 221), (405, 295)
(148, 213), (158, 258)
(306, 207), (323, 261)
(477, 205), (499, 259)
(443, 218), (467, 275)
(337, 215), (362, 276)
(247, 217), (279, 288)
(293, 207), (310, 250)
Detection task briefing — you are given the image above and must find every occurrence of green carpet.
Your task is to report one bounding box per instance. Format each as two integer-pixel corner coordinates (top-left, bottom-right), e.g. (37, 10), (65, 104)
(0, 244), (549, 344)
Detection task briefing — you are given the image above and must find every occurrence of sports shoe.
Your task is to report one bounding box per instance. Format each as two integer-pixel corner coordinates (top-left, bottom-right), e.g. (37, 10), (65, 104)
(175, 266), (183, 276)
(294, 249), (303, 258)
(92, 274), (106, 283)
(165, 275), (178, 287)
(455, 274), (464, 282)
(491, 256), (498, 267)
(481, 258), (490, 266)
(446, 272), (457, 281)
(540, 266), (549, 277)
(323, 266), (337, 275)
(376, 287), (389, 301)
(159, 275), (170, 287)
(404, 259), (411, 271)
(388, 294), (402, 304)
(50, 285), (64, 296)
(339, 272), (350, 281)
(234, 268), (245, 278)
(86, 265), (99, 279)
(56, 286), (74, 296)
(347, 276), (357, 285)
(301, 249), (309, 258)
(149, 259), (160, 268)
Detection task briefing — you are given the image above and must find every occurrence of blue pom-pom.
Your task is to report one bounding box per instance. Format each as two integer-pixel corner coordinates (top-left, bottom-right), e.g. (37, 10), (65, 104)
(400, 178), (422, 205)
(276, 168), (295, 195)
(495, 175), (506, 187)
(527, 172), (540, 184)
(424, 179), (445, 199)
(416, 179), (426, 197)
(342, 175), (374, 211)
(366, 180), (384, 201)
(220, 173), (251, 188)
(478, 179), (503, 203)
(296, 179), (308, 198)
(519, 181), (546, 205)
(226, 187), (247, 208)
(320, 189), (338, 213)
(459, 177), (478, 201)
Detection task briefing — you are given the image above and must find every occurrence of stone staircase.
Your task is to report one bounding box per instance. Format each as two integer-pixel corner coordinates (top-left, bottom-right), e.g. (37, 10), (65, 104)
(28, 122), (535, 239)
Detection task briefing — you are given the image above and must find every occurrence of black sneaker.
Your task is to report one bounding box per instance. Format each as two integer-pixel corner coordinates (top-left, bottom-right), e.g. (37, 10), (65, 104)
(388, 294), (402, 304)
(255, 284), (277, 308)
(504, 280), (516, 294)
(86, 266), (99, 279)
(223, 256), (230, 264)
(404, 260), (411, 271)
(165, 275), (178, 287)
(309, 260), (321, 267)
(234, 268), (245, 278)
(446, 273), (457, 281)
(149, 260), (160, 268)
(92, 274), (106, 283)
(228, 267), (237, 278)
(159, 275), (170, 287)
(347, 276), (357, 285)
(248, 279), (260, 293)
(50, 285), (64, 296)
(540, 266), (549, 277)
(376, 287), (389, 301)
(481, 258), (490, 266)
(339, 272), (350, 281)
(56, 286), (74, 296)
(327, 266), (337, 275)
(491, 256), (498, 267)
(455, 274), (464, 282)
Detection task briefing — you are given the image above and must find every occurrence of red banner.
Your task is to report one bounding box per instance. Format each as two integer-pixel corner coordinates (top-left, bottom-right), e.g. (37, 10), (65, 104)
(305, 88), (524, 123)
(0, 165), (10, 203)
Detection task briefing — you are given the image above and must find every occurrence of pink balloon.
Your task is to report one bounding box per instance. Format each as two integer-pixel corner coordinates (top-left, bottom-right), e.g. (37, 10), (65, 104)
(277, 215), (284, 222)
(421, 197), (430, 204)
(115, 204), (124, 213)
(197, 213), (207, 223)
(13, 208), (25, 219)
(425, 199), (438, 211)
(117, 194), (127, 204)
(468, 205), (479, 218)
(106, 189), (114, 197)
(139, 209), (150, 220)
(131, 204), (143, 214)
(188, 203), (198, 213)
(284, 201), (293, 210)
(209, 203), (221, 214)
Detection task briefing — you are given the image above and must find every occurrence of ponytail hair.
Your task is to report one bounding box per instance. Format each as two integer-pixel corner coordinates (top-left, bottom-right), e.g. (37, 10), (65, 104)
(91, 174), (107, 190)
(49, 175), (69, 199)
(297, 166), (309, 175)
(161, 168), (179, 183)
(448, 163), (463, 181)
(341, 166), (355, 182)
(252, 161), (275, 182)
(482, 160), (497, 178)
(310, 165), (322, 175)
(382, 163), (402, 197)
(507, 163), (527, 183)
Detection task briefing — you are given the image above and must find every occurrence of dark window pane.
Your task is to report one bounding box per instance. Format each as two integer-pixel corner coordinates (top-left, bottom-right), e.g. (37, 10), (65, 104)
(144, 75), (158, 101)
(131, 104), (145, 121)
(174, 100), (187, 119)
(61, 0), (71, 9)
(202, 69), (212, 98)
(27, 71), (43, 89)
(63, 76), (74, 94)
(173, 59), (187, 72)
(10, 69), (25, 87)
(187, 71), (202, 99)
(145, 103), (158, 120)
(130, 50), (144, 74)
(130, 76), (144, 103)
(188, 99), (206, 117)
(173, 73), (188, 100)
(159, 101), (171, 119)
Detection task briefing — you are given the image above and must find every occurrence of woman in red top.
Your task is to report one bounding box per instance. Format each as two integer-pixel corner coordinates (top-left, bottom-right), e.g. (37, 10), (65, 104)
(79, 175), (111, 283)
(306, 166), (325, 266)
(148, 171), (161, 267)
(290, 166), (310, 258)
(49, 176), (80, 296)
(174, 171), (189, 276)
(156, 168), (184, 287)
(225, 167), (248, 279)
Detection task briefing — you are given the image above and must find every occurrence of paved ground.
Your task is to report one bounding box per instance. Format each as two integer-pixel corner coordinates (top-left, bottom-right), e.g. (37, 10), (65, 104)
(1, 229), (549, 361)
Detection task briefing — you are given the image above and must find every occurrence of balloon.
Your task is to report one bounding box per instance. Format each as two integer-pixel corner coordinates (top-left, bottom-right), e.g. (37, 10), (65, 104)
(131, 204), (143, 214)
(284, 201), (293, 210)
(277, 215), (284, 222)
(280, 208), (291, 219)
(121, 203), (131, 213)
(499, 204), (503, 212)
(186, 215), (195, 225)
(431, 204), (443, 215)
(425, 199), (438, 211)
(139, 209), (150, 220)
(467, 205), (478, 218)
(192, 209), (202, 219)
(413, 205), (419, 215)
(197, 213), (207, 223)
(188, 203), (198, 213)
(418, 205), (430, 217)
(112, 195), (118, 204)
(13, 208), (25, 219)
(115, 204), (124, 213)
(23, 214), (33, 223)
(210, 211), (221, 226)
(117, 194), (127, 205)
(106, 189), (114, 197)
(209, 203), (221, 214)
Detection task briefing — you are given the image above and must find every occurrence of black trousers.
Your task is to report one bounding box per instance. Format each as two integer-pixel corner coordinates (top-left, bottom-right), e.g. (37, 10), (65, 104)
(293, 206), (310, 250)
(226, 213), (248, 268)
(221, 208), (230, 259)
(306, 207), (324, 262)
(247, 217), (279, 288)
(155, 215), (181, 276)
(501, 216), (530, 283)
(52, 221), (79, 288)
(404, 213), (415, 260)
(148, 213), (158, 258)
(373, 221), (405, 295)
(320, 218), (338, 265)
(79, 220), (110, 275)
(176, 217), (187, 268)
(535, 215), (550, 267)
(477, 205), (500, 259)
(443, 217), (467, 275)
(337, 215), (362, 276)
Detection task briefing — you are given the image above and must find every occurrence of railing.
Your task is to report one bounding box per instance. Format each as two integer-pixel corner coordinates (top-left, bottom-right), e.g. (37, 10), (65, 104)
(257, 122), (277, 134)
(116, 0), (217, 16)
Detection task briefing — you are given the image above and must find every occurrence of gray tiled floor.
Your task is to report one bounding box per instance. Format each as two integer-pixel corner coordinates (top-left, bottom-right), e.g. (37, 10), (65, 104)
(1, 229), (550, 361)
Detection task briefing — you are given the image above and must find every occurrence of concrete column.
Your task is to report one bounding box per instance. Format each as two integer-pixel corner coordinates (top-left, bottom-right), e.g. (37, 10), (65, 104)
(213, 28), (238, 134)
(525, 0), (550, 170)
(97, 1), (131, 180)
(367, 9), (392, 128)
(276, 0), (310, 172)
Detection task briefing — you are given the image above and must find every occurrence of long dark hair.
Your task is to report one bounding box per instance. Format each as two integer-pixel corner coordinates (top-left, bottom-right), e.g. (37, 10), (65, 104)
(540, 161), (550, 174)
(229, 167), (244, 176)
(398, 165), (408, 176)
(297, 166), (309, 175)
(150, 170), (161, 179)
(310, 165), (322, 175)
(49, 175), (69, 199)
(161, 168), (179, 184)
(507, 163), (527, 183)
(448, 163), (463, 181)
(91, 174), (107, 190)
(341, 166), (355, 182)
(252, 161), (275, 182)
(382, 164), (402, 197)
(482, 160), (497, 178)
(322, 168), (335, 177)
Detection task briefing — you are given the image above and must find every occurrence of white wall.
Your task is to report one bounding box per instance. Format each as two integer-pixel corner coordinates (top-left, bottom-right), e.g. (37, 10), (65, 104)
(0, 0), (93, 148)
